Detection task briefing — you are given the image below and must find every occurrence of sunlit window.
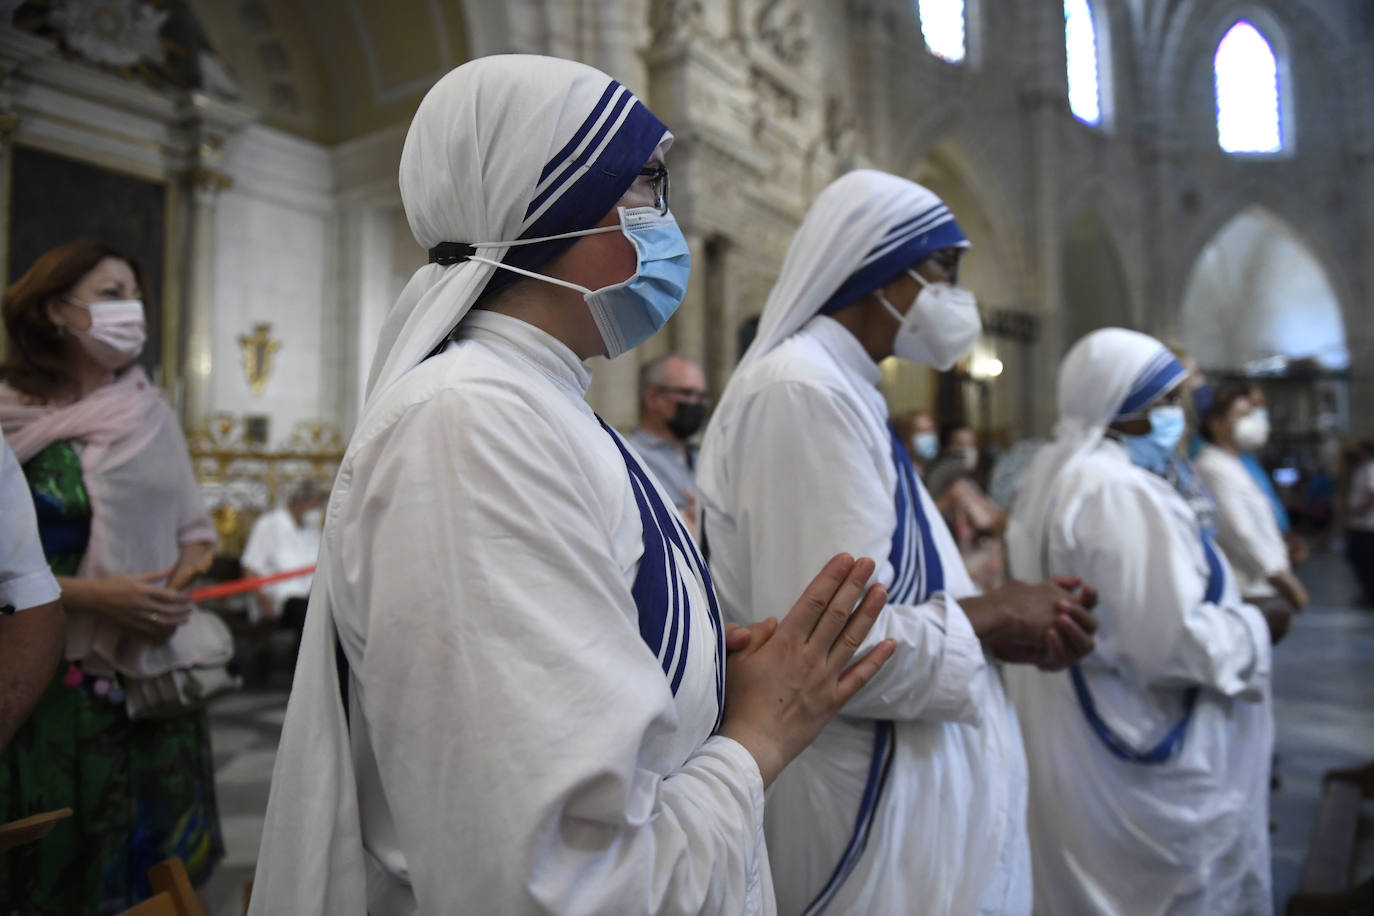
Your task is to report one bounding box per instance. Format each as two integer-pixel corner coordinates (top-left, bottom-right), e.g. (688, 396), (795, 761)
(918, 0), (966, 64)
(1215, 21), (1282, 153)
(1064, 0), (1101, 124)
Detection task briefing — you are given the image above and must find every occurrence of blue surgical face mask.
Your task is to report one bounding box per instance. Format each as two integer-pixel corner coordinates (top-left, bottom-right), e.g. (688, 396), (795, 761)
(1121, 404), (1187, 474)
(912, 431), (939, 461)
(464, 206), (690, 359)
(582, 207), (690, 358)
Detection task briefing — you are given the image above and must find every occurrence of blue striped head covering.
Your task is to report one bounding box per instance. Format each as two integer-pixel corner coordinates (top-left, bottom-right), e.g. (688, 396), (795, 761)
(366, 55), (670, 402)
(1112, 346), (1189, 420)
(1005, 327), (1189, 582)
(818, 183), (969, 314)
(727, 171), (971, 378)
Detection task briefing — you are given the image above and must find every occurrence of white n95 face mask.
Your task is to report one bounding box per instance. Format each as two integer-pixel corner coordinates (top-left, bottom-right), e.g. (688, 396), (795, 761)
(876, 270), (982, 370)
(66, 298), (147, 369)
(1233, 408), (1270, 452)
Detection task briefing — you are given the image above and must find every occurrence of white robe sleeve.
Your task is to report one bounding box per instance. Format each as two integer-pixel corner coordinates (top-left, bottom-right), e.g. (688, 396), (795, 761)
(338, 388), (767, 916)
(723, 380), (983, 724)
(1196, 455), (1289, 586)
(1063, 478), (1267, 697)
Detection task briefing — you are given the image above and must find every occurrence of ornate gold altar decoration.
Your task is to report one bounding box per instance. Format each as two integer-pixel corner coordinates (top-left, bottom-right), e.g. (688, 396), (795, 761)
(188, 413), (344, 555)
(238, 323), (280, 397)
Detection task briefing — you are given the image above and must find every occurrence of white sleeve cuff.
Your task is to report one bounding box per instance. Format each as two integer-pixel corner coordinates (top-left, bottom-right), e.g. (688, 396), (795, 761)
(0, 568), (61, 613)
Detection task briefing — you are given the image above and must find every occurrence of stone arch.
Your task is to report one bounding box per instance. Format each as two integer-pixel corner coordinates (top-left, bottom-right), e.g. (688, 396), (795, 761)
(1166, 187), (1357, 343)
(1179, 205), (1348, 372)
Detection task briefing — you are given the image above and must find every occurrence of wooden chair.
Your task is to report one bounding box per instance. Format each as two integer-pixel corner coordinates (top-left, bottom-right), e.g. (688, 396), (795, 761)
(118, 857), (204, 916)
(0, 807), (72, 852)
(1286, 760), (1374, 915)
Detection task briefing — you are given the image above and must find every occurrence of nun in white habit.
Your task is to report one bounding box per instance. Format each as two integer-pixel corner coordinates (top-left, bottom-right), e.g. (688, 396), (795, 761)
(695, 170), (1098, 916)
(249, 56), (896, 916)
(1004, 329), (1274, 916)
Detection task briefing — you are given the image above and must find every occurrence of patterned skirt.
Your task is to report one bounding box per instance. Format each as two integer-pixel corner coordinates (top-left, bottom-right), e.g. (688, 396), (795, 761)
(0, 665), (224, 915)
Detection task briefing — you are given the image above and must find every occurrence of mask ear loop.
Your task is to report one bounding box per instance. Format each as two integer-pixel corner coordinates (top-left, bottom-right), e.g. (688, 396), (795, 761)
(434, 220), (627, 295)
(874, 291), (906, 324)
(906, 268), (932, 288)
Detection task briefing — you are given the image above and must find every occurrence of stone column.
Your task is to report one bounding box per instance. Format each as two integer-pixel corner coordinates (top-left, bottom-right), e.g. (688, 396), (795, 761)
(178, 165), (230, 431)
(175, 93), (254, 431)
(1021, 3), (1069, 436)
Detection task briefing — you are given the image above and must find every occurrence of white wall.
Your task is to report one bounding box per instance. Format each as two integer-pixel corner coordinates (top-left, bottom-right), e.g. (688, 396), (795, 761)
(210, 125), (336, 445)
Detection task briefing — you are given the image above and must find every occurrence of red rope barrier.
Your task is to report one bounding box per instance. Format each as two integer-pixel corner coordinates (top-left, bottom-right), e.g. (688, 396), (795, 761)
(188, 565), (316, 602)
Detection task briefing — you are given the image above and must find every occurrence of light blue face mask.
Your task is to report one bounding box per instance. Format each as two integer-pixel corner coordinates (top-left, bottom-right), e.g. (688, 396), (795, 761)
(1122, 404), (1187, 474)
(583, 207), (691, 358)
(912, 431), (939, 461)
(465, 206), (690, 359)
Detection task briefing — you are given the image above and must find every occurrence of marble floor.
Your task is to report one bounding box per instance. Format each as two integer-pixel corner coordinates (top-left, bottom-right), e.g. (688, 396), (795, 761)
(201, 551), (1374, 916)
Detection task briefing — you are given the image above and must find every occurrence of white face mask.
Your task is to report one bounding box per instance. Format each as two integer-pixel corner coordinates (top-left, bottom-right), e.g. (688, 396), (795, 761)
(65, 298), (146, 369)
(876, 269), (982, 370)
(1233, 407), (1270, 452)
(958, 445), (979, 472)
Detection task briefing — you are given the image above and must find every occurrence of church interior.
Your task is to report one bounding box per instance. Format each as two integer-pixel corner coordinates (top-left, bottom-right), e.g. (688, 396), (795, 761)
(0, 1), (1371, 914)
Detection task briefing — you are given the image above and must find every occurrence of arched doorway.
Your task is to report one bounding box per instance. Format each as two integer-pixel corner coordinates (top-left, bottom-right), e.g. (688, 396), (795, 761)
(1180, 206), (1348, 373)
(1180, 206), (1349, 463)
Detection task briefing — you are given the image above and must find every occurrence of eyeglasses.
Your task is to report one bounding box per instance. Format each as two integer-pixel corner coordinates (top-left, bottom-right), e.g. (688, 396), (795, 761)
(919, 247), (964, 283)
(656, 385), (709, 405)
(639, 165), (670, 216)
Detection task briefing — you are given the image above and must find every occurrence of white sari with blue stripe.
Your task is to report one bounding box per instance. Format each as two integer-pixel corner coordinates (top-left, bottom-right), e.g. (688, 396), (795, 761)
(798, 427), (944, 916)
(1004, 328), (1274, 916)
(697, 316), (1030, 916)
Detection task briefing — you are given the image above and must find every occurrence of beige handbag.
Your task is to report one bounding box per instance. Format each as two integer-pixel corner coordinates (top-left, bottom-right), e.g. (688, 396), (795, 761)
(122, 608), (241, 719)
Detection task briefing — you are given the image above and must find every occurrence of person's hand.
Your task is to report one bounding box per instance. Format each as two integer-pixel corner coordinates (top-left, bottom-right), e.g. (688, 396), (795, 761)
(92, 572), (194, 641)
(963, 579), (1097, 647)
(167, 542), (214, 592)
(1249, 596), (1293, 645)
(1285, 534), (1310, 568)
(723, 617), (777, 654)
(719, 554), (896, 787)
(1271, 570), (1309, 612)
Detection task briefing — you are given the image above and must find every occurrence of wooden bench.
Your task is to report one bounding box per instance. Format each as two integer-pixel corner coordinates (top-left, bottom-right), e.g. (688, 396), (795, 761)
(1286, 761), (1374, 915)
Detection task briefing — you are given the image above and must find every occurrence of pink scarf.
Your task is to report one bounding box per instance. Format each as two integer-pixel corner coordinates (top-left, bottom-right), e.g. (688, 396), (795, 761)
(0, 369), (220, 674)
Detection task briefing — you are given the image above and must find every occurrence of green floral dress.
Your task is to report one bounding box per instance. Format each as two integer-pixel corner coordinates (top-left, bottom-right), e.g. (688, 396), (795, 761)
(0, 442), (224, 916)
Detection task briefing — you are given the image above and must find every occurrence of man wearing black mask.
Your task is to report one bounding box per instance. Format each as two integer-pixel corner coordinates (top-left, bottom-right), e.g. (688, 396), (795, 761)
(627, 354), (708, 532)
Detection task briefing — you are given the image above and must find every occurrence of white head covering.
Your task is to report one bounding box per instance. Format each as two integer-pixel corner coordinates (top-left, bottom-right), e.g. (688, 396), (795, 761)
(732, 169), (968, 375)
(700, 170), (967, 475)
(1004, 327), (1188, 581)
(365, 54), (670, 405)
(251, 55), (669, 916)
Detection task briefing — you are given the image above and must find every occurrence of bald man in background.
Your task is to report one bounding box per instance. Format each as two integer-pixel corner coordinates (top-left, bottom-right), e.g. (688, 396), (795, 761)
(626, 354), (708, 532)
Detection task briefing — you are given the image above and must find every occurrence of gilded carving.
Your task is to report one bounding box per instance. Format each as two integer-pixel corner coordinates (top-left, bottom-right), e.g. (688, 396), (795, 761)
(238, 322), (280, 396)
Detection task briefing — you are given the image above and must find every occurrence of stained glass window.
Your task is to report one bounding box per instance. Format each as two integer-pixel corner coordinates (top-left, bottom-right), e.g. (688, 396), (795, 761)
(919, 0), (966, 64)
(1215, 21), (1282, 153)
(1065, 0), (1101, 125)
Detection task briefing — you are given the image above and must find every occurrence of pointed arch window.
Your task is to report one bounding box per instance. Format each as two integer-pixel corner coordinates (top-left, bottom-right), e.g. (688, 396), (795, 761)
(1215, 20), (1283, 153)
(1064, 0), (1103, 125)
(918, 0), (966, 64)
